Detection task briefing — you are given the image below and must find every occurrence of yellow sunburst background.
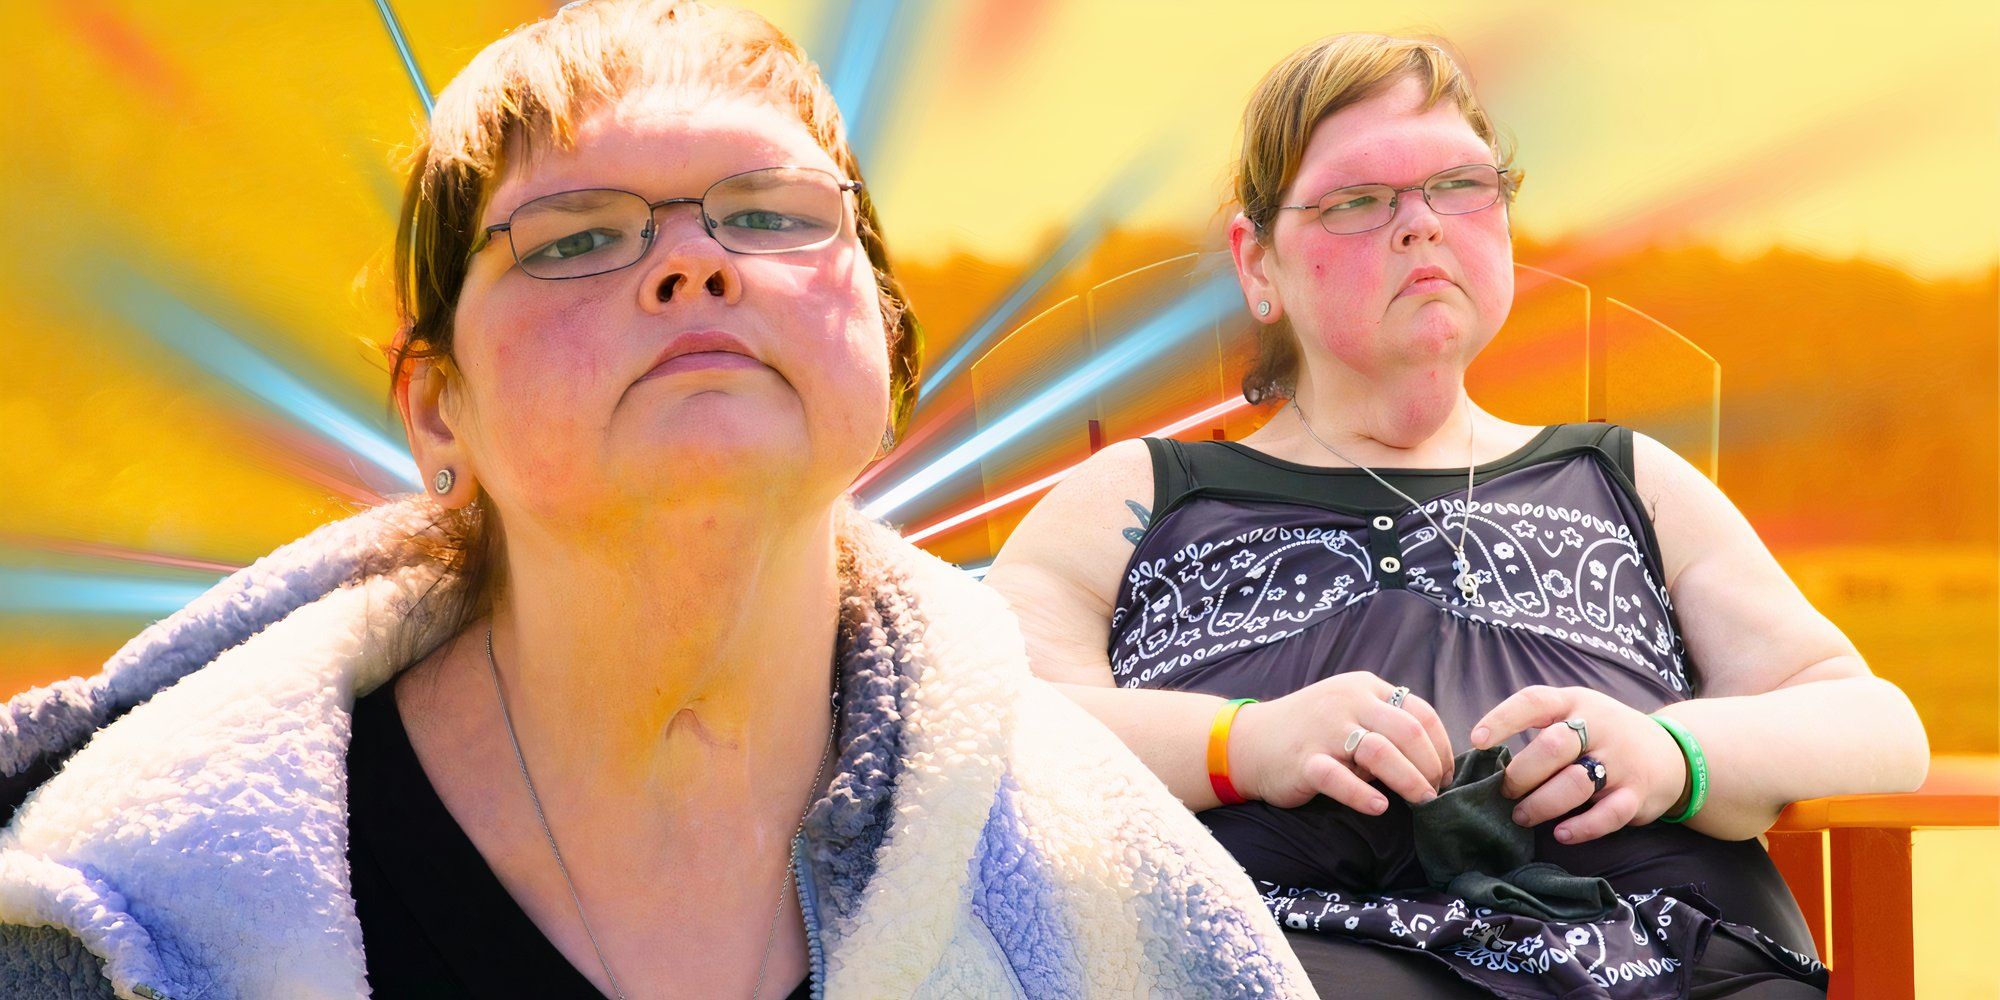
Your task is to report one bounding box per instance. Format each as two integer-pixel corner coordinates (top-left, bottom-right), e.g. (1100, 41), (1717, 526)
(1, 2), (1993, 994)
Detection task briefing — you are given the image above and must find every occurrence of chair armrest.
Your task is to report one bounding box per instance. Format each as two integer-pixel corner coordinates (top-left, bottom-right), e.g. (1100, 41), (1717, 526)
(1764, 754), (1998, 1000)
(1773, 754), (2000, 831)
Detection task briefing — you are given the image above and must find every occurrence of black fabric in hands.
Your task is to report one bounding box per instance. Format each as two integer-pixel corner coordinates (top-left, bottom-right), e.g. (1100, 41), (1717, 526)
(1446, 863), (1620, 922)
(1411, 745), (1619, 922)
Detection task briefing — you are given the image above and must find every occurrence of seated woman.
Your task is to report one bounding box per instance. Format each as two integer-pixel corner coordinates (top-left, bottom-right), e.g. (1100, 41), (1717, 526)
(985, 31), (1926, 1000)
(0, 2), (1314, 997)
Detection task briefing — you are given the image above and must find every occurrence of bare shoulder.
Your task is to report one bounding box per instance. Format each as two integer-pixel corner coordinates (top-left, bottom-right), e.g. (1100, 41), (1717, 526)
(989, 437), (1155, 589)
(984, 438), (1158, 684)
(1016, 437), (1158, 539)
(1627, 428), (1744, 591)
(1625, 430), (1876, 696)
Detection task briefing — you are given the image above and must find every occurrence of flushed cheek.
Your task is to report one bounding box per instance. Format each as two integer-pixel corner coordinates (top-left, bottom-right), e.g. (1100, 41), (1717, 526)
(491, 290), (623, 391)
(1287, 261), (1390, 360)
(1453, 216), (1514, 312)
(475, 313), (622, 467)
(1311, 317), (1389, 374)
(1461, 260), (1512, 319)
(787, 249), (875, 325)
(1287, 231), (1391, 311)
(763, 254), (885, 388)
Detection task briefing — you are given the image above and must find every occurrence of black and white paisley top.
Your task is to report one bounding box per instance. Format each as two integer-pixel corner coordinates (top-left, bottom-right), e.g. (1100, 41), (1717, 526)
(1110, 422), (1828, 999)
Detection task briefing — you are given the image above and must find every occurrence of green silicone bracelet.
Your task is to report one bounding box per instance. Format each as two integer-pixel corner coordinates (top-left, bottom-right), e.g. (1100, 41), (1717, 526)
(1652, 713), (1708, 824)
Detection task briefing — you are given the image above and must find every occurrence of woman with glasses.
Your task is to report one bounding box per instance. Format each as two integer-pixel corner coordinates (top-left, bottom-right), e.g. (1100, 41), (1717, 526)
(987, 32), (1924, 999)
(0, 3), (1315, 997)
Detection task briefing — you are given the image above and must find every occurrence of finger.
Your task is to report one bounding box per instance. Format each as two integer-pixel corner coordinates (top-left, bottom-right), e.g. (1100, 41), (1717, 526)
(1349, 731), (1437, 805)
(1510, 760), (1597, 828)
(1358, 699), (1446, 789)
(1301, 752), (1388, 815)
(1470, 684), (1572, 749)
(1554, 786), (1641, 845)
(1502, 723), (1585, 799)
(1399, 691), (1457, 786)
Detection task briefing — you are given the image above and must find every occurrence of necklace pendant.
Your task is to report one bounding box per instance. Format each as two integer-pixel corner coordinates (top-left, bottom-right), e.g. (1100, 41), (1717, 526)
(1457, 572), (1477, 600)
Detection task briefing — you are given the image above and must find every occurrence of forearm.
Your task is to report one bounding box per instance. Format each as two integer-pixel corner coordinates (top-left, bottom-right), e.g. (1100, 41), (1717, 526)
(1656, 668), (1928, 840)
(1051, 682), (1233, 811)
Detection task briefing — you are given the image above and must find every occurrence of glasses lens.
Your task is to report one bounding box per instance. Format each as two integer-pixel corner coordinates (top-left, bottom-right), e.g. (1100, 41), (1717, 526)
(704, 168), (846, 254)
(508, 189), (651, 279)
(1316, 184), (1398, 234)
(1425, 165), (1503, 215)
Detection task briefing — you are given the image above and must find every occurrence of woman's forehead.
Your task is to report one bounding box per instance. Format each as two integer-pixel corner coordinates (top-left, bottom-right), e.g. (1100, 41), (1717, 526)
(1292, 90), (1491, 193)
(485, 96), (834, 222)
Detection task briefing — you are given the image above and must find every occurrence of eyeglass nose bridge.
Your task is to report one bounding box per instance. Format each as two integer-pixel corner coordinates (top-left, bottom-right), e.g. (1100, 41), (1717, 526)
(638, 195), (721, 244)
(1384, 181), (1439, 222)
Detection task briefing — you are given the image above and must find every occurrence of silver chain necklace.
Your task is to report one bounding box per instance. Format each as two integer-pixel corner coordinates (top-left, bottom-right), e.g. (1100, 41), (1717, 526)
(1289, 397), (1481, 601)
(483, 626), (835, 1000)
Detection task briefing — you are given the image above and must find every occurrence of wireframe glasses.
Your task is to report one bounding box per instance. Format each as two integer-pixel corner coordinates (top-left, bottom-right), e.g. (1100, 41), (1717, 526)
(469, 166), (863, 279)
(1278, 163), (1512, 235)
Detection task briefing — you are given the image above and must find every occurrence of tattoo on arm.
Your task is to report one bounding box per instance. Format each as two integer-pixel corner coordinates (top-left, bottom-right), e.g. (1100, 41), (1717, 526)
(1122, 500), (1151, 545)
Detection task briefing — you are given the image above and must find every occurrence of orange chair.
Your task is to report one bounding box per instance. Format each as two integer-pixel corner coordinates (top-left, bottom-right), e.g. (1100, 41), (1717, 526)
(1765, 755), (2000, 1000)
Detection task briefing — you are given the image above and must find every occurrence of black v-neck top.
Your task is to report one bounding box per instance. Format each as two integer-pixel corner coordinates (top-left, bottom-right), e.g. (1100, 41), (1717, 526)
(346, 676), (815, 999)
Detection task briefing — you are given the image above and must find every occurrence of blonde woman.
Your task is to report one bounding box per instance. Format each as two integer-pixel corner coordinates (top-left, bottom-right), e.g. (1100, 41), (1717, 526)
(988, 33), (1923, 999)
(0, 3), (1313, 997)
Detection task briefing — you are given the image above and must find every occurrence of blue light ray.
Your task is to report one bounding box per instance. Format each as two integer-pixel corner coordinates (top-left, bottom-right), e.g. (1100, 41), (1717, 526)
(918, 149), (1169, 404)
(102, 273), (421, 490)
(825, 0), (908, 163)
(372, 0), (434, 116)
(0, 568), (218, 618)
(859, 273), (1240, 520)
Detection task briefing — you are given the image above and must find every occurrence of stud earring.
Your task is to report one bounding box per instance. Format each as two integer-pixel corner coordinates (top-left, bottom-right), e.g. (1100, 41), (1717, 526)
(1257, 300), (1272, 317)
(432, 468), (455, 495)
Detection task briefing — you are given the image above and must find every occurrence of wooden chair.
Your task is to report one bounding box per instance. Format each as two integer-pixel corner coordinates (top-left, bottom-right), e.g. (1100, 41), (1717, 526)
(1766, 754), (1999, 1000)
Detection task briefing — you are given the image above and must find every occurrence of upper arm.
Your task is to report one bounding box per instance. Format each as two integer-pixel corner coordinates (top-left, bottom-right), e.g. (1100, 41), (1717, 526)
(1632, 429), (1868, 696)
(983, 438), (1157, 688)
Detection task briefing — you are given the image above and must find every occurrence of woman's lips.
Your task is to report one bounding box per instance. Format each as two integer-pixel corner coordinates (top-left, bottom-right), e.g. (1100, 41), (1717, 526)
(1396, 277), (1456, 299)
(637, 351), (764, 380)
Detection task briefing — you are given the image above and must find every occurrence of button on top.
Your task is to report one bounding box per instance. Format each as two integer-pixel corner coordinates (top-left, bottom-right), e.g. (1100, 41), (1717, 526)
(1371, 515), (1395, 531)
(1378, 555), (1402, 573)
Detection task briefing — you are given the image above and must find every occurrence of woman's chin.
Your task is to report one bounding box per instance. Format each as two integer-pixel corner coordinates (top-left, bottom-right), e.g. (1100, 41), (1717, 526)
(1381, 332), (1460, 367)
(621, 416), (863, 504)
(650, 431), (803, 477)
(637, 384), (789, 437)
(1396, 309), (1477, 357)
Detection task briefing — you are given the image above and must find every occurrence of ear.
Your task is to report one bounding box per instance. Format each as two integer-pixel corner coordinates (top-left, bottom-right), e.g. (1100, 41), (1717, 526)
(399, 356), (478, 507)
(1227, 211), (1283, 325)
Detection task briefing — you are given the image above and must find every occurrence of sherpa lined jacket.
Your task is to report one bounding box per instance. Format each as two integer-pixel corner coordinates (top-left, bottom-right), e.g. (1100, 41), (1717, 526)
(0, 496), (1316, 999)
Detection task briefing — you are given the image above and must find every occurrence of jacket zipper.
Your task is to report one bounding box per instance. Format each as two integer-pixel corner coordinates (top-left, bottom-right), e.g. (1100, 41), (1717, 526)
(792, 832), (827, 1000)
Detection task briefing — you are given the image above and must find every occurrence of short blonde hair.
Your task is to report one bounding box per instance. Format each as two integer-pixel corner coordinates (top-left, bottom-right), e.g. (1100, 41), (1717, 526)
(1232, 33), (1522, 404)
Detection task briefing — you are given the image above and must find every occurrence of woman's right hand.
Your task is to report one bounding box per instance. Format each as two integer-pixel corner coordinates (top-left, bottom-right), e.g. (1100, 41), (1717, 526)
(1232, 672), (1456, 814)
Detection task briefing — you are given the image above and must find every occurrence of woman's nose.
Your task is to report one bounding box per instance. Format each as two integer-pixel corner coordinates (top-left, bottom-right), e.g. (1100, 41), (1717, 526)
(1394, 198), (1445, 246)
(641, 206), (741, 305)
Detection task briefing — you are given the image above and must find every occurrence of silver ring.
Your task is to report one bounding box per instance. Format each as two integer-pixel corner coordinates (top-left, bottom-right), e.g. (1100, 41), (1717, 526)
(1562, 718), (1588, 756)
(1344, 726), (1369, 754)
(1387, 686), (1410, 710)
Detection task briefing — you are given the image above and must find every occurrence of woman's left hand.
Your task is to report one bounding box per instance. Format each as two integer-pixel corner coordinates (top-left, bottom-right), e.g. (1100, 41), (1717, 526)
(1469, 685), (1690, 845)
